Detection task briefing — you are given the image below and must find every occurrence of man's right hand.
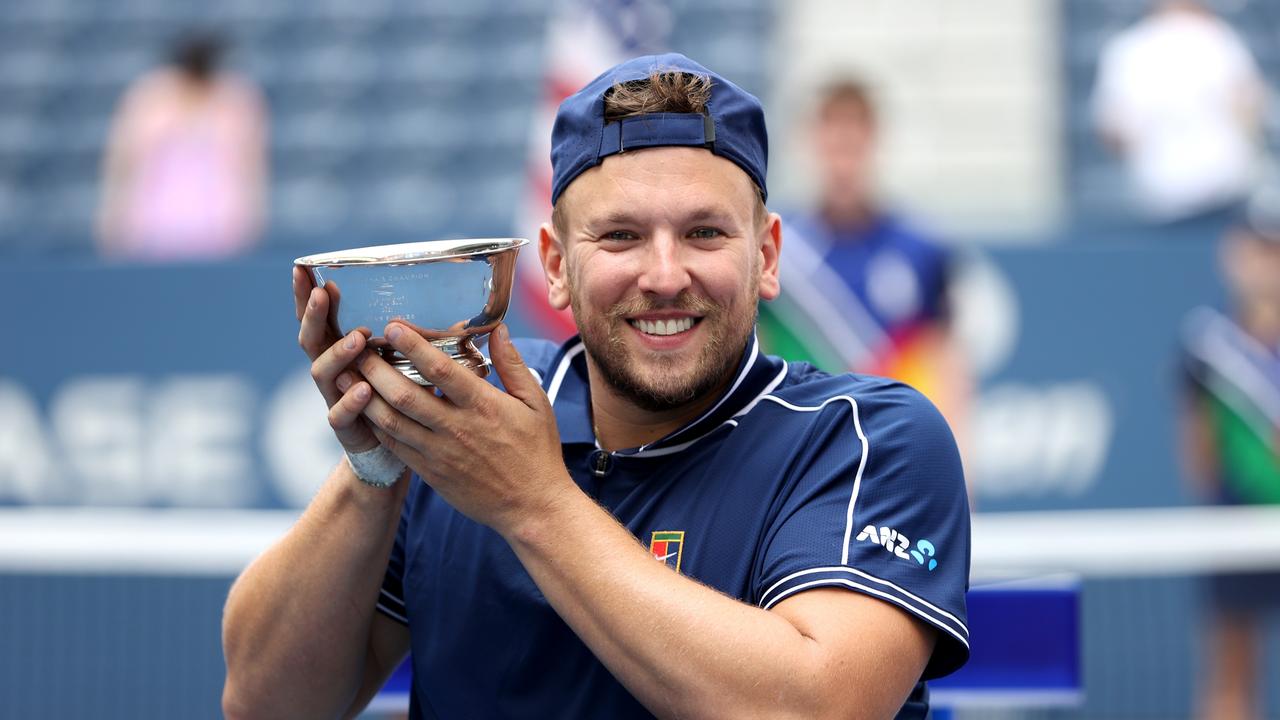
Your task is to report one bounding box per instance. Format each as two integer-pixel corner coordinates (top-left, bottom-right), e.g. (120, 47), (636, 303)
(292, 265), (379, 454)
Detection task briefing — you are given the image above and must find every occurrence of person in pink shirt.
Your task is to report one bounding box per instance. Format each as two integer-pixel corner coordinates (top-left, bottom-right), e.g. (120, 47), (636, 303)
(97, 32), (268, 261)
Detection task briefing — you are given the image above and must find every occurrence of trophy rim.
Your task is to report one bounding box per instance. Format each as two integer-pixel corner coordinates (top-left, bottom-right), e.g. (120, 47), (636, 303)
(293, 237), (529, 268)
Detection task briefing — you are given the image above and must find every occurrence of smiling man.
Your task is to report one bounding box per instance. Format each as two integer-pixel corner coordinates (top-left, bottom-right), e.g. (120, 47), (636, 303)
(223, 54), (971, 720)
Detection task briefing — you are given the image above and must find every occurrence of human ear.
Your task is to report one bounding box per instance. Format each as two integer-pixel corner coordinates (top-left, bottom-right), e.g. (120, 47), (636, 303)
(757, 212), (782, 301)
(539, 223), (571, 310)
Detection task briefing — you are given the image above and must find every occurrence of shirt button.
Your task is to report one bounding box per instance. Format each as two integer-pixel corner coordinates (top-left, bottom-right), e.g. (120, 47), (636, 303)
(589, 449), (613, 478)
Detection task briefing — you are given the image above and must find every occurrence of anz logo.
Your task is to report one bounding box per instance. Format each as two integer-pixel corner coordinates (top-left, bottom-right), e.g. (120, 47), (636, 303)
(855, 525), (939, 571)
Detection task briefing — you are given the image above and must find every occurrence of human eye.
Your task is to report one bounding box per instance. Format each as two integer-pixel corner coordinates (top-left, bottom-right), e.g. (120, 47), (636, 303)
(601, 230), (639, 242)
(688, 227), (724, 240)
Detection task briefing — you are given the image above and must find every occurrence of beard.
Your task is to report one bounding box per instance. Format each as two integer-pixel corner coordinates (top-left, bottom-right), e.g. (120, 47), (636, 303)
(568, 276), (758, 413)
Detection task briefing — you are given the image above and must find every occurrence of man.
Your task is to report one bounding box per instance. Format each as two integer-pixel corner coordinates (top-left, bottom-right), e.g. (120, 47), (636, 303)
(223, 53), (970, 719)
(1180, 191), (1280, 720)
(758, 79), (968, 445)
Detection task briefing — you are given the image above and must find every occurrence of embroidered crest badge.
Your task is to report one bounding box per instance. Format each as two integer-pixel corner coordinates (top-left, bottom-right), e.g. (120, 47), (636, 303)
(649, 530), (685, 573)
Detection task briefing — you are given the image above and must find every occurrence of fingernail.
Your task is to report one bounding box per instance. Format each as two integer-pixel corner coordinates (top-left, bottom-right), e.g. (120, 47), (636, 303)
(308, 289), (319, 309)
(335, 373), (351, 392)
(344, 332), (357, 350)
(387, 325), (402, 342)
(496, 324), (508, 343)
(355, 384), (370, 400)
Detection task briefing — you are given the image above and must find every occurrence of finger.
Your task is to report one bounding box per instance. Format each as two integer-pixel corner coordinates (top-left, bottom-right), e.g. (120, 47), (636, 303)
(361, 390), (436, 458)
(298, 285), (334, 359)
(292, 266), (314, 322)
(310, 330), (368, 406)
(385, 322), (487, 409)
(357, 346), (450, 430)
(370, 427), (428, 477)
(326, 381), (378, 453)
(489, 323), (548, 410)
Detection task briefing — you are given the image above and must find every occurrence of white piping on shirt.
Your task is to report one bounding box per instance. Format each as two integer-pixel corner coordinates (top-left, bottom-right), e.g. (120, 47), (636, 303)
(762, 577), (969, 650)
(746, 395), (869, 566)
(630, 361), (790, 458)
(546, 342), (585, 405)
(641, 335), (761, 451)
(760, 565), (969, 637)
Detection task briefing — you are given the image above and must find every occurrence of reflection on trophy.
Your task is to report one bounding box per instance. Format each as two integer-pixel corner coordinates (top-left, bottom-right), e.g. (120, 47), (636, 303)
(295, 238), (527, 385)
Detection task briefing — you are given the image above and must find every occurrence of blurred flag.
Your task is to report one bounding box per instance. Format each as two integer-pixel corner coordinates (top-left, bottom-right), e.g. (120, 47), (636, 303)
(516, 0), (672, 341)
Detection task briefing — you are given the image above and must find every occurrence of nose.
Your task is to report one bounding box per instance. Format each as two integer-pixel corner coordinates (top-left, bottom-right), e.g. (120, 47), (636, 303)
(636, 234), (691, 299)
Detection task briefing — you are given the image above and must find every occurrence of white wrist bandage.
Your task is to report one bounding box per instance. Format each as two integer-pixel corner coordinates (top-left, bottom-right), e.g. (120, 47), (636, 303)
(345, 445), (406, 488)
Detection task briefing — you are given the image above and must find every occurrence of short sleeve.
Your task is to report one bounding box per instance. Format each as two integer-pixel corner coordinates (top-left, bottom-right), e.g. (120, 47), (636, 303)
(375, 479), (414, 626)
(753, 383), (971, 679)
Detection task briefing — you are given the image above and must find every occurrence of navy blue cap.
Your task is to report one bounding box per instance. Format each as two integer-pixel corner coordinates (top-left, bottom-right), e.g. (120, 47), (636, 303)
(550, 52), (768, 206)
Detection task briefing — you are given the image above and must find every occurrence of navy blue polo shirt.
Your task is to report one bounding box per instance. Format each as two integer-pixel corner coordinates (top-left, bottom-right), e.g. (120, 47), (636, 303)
(376, 333), (971, 719)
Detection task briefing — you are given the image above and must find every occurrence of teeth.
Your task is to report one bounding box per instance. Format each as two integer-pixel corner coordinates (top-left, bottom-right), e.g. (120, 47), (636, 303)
(630, 317), (696, 336)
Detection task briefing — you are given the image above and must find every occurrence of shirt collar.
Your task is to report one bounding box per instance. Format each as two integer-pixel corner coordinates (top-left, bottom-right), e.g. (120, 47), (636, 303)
(542, 330), (788, 454)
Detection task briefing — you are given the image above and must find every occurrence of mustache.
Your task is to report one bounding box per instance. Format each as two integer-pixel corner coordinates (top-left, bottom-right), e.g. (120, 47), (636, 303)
(605, 293), (718, 320)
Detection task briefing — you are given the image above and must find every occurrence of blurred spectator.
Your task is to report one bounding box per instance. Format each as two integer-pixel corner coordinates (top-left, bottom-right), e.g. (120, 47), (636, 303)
(758, 78), (970, 446)
(97, 31), (268, 261)
(1092, 1), (1267, 226)
(1179, 189), (1280, 720)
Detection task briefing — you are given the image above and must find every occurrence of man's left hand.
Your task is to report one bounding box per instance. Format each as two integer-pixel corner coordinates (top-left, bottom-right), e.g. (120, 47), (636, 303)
(356, 322), (575, 532)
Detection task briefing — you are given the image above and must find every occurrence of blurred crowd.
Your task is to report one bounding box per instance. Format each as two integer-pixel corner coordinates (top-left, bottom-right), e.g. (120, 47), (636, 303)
(1094, 6), (1278, 716)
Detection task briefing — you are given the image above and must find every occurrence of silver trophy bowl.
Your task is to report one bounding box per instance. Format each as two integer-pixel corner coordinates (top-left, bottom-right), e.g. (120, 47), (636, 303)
(294, 238), (528, 384)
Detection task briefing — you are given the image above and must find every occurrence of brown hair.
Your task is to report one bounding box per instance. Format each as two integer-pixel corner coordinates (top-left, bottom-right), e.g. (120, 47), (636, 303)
(816, 78), (876, 127)
(603, 71), (713, 120)
(170, 31), (225, 83)
(552, 70), (768, 235)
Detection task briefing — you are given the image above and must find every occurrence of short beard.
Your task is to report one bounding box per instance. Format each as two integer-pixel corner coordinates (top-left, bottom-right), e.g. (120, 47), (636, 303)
(569, 279), (757, 413)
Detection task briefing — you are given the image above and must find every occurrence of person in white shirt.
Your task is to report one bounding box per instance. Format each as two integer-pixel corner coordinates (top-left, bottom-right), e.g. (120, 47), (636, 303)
(1092, 1), (1267, 223)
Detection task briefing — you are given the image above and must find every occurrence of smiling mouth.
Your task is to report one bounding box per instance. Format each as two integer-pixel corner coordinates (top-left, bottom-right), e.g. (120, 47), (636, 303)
(628, 317), (700, 336)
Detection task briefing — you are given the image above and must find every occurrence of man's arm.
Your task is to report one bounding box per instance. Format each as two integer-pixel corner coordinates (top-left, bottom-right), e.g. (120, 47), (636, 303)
(1179, 388), (1220, 501)
(357, 323), (940, 719)
(506, 491), (935, 719)
(221, 462), (411, 719)
(221, 270), (411, 719)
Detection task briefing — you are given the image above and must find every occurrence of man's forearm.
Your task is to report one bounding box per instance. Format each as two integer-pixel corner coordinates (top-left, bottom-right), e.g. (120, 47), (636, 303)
(501, 483), (836, 720)
(222, 461), (407, 719)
